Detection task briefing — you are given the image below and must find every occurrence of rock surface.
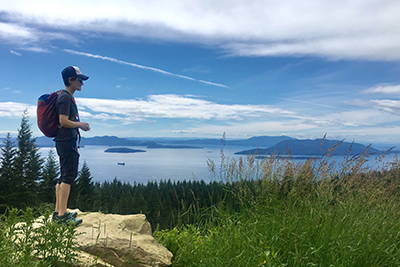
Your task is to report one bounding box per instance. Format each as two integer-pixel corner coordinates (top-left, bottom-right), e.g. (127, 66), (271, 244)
(15, 210), (173, 266)
(71, 209), (173, 267)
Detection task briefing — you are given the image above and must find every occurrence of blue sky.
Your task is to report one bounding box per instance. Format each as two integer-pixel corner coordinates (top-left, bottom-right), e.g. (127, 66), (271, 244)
(1, 1), (400, 144)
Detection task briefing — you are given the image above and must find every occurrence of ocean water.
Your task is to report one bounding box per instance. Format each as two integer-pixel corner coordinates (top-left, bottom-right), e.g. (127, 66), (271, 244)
(38, 145), (399, 184)
(38, 145), (247, 184)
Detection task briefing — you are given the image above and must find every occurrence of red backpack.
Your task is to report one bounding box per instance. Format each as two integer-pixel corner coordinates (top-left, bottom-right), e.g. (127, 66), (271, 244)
(37, 90), (64, 137)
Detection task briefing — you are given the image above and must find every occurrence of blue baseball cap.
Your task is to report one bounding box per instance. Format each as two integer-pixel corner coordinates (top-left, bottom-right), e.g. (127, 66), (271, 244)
(62, 66), (89, 81)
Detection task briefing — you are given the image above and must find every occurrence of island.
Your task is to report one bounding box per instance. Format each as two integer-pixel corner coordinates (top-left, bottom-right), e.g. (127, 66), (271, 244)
(104, 148), (146, 153)
(235, 139), (381, 156)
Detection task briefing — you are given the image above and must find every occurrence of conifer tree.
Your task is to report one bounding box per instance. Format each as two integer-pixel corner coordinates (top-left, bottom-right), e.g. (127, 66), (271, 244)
(0, 133), (16, 212)
(13, 111), (44, 208)
(75, 161), (94, 211)
(40, 149), (59, 203)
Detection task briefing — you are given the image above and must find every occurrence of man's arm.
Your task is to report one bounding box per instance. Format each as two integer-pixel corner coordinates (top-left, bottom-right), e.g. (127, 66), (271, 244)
(59, 115), (90, 131)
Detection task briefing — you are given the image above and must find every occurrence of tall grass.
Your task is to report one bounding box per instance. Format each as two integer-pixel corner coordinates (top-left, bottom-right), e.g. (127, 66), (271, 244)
(155, 145), (400, 266)
(0, 207), (79, 266)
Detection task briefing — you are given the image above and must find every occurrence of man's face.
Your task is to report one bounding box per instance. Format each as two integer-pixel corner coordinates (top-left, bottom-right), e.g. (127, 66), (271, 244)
(69, 77), (83, 91)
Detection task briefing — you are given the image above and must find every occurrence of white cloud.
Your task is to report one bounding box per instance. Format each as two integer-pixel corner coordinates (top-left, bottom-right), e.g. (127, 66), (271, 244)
(9, 49), (22, 56)
(0, 21), (74, 51)
(64, 49), (228, 88)
(21, 46), (50, 53)
(314, 108), (400, 127)
(2, 94), (400, 143)
(78, 110), (134, 121)
(370, 99), (400, 113)
(182, 120), (319, 137)
(364, 84), (400, 94)
(225, 34), (400, 60)
(0, 102), (35, 117)
(1, 1), (399, 60)
(76, 94), (294, 121)
(0, 95), (294, 122)
(0, 22), (36, 43)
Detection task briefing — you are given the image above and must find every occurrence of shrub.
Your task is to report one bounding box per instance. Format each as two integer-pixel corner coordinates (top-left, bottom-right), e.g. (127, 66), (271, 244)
(0, 207), (79, 266)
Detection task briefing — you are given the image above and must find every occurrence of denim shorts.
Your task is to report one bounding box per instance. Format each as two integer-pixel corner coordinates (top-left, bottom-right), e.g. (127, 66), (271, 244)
(55, 138), (79, 185)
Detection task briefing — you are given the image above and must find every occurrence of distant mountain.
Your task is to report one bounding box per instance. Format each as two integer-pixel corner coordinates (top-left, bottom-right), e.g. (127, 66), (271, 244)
(1, 136), (54, 147)
(33, 135), (295, 148)
(81, 136), (153, 146)
(35, 136), (54, 147)
(229, 136), (296, 146)
(126, 137), (198, 142)
(18, 136), (393, 156)
(148, 135), (295, 147)
(365, 143), (399, 151)
(236, 139), (382, 156)
(34, 136), (153, 147)
(145, 142), (202, 149)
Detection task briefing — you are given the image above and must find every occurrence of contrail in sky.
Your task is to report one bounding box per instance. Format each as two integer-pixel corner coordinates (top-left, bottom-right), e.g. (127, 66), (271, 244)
(64, 49), (228, 88)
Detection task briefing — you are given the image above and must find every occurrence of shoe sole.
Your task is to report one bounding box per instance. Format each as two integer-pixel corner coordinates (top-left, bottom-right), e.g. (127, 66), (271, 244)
(53, 212), (78, 219)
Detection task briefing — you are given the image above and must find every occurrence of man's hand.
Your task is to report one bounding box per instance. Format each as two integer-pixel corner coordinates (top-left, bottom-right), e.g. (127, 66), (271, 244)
(59, 115), (90, 131)
(79, 122), (91, 131)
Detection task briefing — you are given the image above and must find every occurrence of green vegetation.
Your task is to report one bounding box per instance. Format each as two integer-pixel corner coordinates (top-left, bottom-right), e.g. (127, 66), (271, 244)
(0, 207), (79, 266)
(1, 114), (400, 266)
(155, 154), (400, 266)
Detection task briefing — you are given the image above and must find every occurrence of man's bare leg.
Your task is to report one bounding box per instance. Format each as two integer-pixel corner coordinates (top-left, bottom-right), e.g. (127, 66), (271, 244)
(55, 183), (61, 213)
(58, 182), (71, 216)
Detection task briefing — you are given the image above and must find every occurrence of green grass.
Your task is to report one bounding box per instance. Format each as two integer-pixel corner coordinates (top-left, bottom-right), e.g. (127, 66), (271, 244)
(156, 193), (400, 266)
(0, 207), (79, 267)
(155, 155), (400, 266)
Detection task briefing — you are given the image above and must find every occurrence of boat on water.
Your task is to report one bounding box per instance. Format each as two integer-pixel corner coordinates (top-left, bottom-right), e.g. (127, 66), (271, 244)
(117, 162), (125, 166)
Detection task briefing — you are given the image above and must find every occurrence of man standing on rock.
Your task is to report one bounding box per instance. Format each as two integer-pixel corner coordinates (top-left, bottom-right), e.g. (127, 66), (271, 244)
(53, 66), (91, 226)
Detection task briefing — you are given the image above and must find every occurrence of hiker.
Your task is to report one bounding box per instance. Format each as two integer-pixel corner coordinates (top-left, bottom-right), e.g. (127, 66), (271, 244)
(52, 66), (91, 225)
